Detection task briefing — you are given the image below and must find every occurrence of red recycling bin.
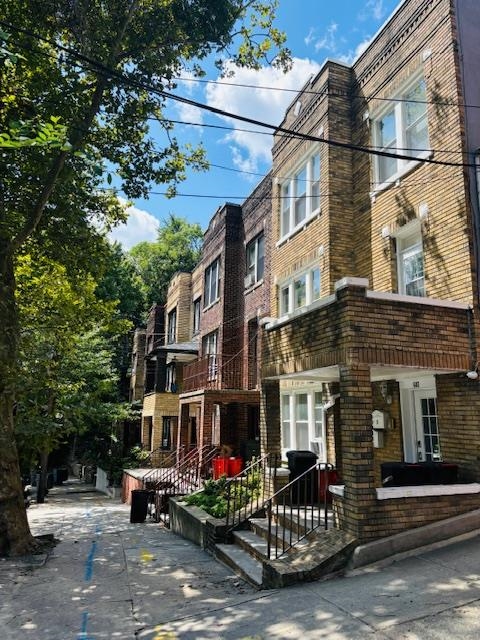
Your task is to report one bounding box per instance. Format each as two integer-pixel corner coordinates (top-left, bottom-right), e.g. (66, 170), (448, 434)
(319, 469), (340, 503)
(227, 457), (243, 477)
(212, 457), (228, 479)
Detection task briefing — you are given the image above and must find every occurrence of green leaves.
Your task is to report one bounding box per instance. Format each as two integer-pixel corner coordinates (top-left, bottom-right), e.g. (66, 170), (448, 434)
(0, 117), (70, 149)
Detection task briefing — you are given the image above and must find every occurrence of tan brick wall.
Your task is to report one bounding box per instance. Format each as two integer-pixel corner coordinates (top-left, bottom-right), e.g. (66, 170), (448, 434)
(166, 272), (193, 343)
(351, 0), (474, 303)
(142, 392), (180, 450)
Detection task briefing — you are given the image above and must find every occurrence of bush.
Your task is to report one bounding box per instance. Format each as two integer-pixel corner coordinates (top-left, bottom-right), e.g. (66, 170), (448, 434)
(184, 467), (262, 518)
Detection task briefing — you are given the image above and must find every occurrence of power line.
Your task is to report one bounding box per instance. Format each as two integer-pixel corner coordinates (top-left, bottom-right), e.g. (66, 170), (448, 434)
(171, 75), (480, 111)
(0, 20), (476, 171)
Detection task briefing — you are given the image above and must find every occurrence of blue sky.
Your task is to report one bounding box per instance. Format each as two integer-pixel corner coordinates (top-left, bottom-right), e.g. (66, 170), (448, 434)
(110, 0), (401, 248)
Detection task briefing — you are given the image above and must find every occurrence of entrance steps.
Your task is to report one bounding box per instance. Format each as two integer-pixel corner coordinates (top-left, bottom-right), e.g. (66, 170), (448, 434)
(215, 507), (357, 589)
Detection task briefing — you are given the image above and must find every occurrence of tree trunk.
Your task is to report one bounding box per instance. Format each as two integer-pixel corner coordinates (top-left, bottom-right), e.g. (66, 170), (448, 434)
(0, 244), (36, 555)
(36, 450), (49, 504)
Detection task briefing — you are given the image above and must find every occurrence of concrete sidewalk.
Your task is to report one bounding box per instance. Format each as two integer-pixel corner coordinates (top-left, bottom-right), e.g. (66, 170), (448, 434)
(2, 481), (480, 639)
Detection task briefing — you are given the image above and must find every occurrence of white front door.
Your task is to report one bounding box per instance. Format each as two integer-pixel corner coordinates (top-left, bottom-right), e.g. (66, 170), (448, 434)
(414, 390), (441, 462)
(400, 377), (441, 462)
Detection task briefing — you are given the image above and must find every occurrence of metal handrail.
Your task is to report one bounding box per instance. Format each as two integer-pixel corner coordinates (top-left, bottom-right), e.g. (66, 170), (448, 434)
(142, 446), (183, 484)
(266, 462), (334, 560)
(225, 453), (279, 531)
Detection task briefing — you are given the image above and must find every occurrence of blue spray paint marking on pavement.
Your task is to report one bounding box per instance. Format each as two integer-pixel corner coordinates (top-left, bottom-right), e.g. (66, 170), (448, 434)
(84, 540), (97, 581)
(77, 509), (103, 638)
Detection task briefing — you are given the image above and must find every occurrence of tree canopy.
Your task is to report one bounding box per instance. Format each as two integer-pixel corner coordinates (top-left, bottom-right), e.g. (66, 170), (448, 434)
(0, 0), (290, 555)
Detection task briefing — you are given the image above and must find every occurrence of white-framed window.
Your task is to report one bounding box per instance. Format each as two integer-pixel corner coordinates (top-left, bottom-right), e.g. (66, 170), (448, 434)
(192, 297), (201, 335)
(373, 76), (429, 187)
(167, 308), (176, 344)
(280, 149), (321, 240)
(204, 258), (220, 307)
(203, 330), (218, 380)
(281, 389), (326, 460)
(245, 233), (265, 287)
(397, 225), (425, 297)
(279, 266), (321, 315)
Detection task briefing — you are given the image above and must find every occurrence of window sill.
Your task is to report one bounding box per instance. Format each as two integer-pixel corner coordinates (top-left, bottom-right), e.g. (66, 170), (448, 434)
(276, 209), (321, 247)
(266, 294), (337, 330)
(245, 278), (264, 294)
(370, 151), (432, 198)
(203, 299), (220, 312)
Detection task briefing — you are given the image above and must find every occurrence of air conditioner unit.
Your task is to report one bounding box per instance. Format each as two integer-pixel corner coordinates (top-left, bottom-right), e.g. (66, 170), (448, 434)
(244, 273), (255, 288)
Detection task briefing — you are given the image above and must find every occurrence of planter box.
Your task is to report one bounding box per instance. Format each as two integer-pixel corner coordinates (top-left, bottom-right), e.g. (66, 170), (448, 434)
(170, 498), (227, 551)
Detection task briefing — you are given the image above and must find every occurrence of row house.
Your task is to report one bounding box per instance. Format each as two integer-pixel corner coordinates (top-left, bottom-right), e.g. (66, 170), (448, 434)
(178, 175), (272, 461)
(261, 0), (480, 543)
(132, 0), (480, 548)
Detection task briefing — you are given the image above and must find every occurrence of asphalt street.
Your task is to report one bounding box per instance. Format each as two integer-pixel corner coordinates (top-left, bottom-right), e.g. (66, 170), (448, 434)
(2, 481), (480, 639)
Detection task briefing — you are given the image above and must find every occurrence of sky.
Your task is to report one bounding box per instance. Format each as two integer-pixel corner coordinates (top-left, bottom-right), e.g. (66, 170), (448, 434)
(110, 0), (402, 249)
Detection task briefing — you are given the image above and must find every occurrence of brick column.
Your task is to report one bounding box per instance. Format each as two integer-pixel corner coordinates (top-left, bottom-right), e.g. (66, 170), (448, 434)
(338, 362), (376, 541)
(260, 379), (281, 458)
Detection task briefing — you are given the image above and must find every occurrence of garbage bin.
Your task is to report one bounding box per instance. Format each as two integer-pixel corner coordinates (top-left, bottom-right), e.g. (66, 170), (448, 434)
(212, 457), (228, 479)
(130, 489), (152, 523)
(227, 457), (243, 477)
(286, 450), (318, 503)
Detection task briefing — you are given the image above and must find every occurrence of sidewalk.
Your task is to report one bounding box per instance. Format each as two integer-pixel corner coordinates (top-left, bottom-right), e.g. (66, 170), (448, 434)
(2, 480), (480, 639)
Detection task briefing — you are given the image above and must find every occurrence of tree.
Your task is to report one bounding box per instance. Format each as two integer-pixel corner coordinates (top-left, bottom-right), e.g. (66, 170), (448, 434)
(14, 253), (130, 501)
(130, 214), (203, 307)
(0, 1), (290, 554)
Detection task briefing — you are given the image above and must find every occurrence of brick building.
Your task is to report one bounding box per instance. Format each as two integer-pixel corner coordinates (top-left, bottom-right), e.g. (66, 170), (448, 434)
(177, 176), (272, 460)
(261, 0), (480, 543)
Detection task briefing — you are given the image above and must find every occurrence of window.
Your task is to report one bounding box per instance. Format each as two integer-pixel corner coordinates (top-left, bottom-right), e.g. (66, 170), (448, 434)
(280, 150), (321, 239)
(280, 266), (321, 315)
(373, 77), (429, 186)
(397, 227), (425, 297)
(167, 308), (176, 344)
(280, 389), (326, 460)
(161, 417), (172, 450)
(204, 258), (220, 307)
(192, 298), (201, 335)
(166, 363), (177, 392)
(245, 233), (265, 287)
(203, 330), (218, 379)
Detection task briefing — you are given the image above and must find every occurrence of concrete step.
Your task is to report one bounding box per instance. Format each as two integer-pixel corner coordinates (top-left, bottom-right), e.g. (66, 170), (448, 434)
(248, 518), (308, 555)
(215, 543), (263, 589)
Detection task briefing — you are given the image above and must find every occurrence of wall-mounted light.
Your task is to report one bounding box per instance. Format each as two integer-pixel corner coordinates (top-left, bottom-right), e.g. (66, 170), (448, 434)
(381, 225), (391, 239)
(317, 244), (325, 258)
(466, 364), (479, 380)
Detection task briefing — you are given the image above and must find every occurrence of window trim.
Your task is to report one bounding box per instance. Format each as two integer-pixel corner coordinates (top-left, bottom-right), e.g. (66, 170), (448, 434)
(279, 265), (321, 316)
(372, 74), (431, 194)
(192, 297), (201, 336)
(245, 232), (265, 288)
(280, 388), (326, 461)
(395, 220), (426, 297)
(278, 147), (321, 243)
(167, 307), (177, 344)
(204, 258), (220, 309)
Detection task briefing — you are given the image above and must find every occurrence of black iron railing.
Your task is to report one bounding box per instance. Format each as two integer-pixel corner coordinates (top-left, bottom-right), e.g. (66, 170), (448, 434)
(144, 445), (218, 522)
(225, 453), (279, 531)
(265, 462), (334, 559)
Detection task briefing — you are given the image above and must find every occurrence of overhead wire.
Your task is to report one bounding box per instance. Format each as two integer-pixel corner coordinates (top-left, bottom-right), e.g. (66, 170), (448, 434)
(0, 19), (476, 171)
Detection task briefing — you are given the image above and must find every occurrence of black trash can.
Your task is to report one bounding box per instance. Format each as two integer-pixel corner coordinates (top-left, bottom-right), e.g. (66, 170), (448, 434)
(130, 489), (152, 523)
(286, 450), (318, 503)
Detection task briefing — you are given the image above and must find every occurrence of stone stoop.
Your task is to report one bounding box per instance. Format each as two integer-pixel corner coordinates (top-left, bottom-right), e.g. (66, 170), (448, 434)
(214, 511), (357, 590)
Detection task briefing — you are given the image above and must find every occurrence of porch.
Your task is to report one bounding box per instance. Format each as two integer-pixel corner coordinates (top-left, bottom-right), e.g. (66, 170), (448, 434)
(261, 278), (480, 542)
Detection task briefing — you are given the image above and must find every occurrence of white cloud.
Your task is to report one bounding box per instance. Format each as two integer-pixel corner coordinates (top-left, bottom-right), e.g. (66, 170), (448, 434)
(109, 199), (159, 249)
(176, 101), (204, 127)
(314, 22), (339, 53)
(205, 57), (321, 173)
(367, 0), (387, 21)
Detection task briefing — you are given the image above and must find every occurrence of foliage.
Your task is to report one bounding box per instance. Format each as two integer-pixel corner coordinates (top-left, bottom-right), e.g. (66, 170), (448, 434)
(14, 253), (132, 468)
(0, 0), (289, 554)
(129, 214), (203, 307)
(184, 467), (262, 519)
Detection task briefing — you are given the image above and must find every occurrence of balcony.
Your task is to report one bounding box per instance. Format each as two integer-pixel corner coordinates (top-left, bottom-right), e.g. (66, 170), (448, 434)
(182, 354), (243, 392)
